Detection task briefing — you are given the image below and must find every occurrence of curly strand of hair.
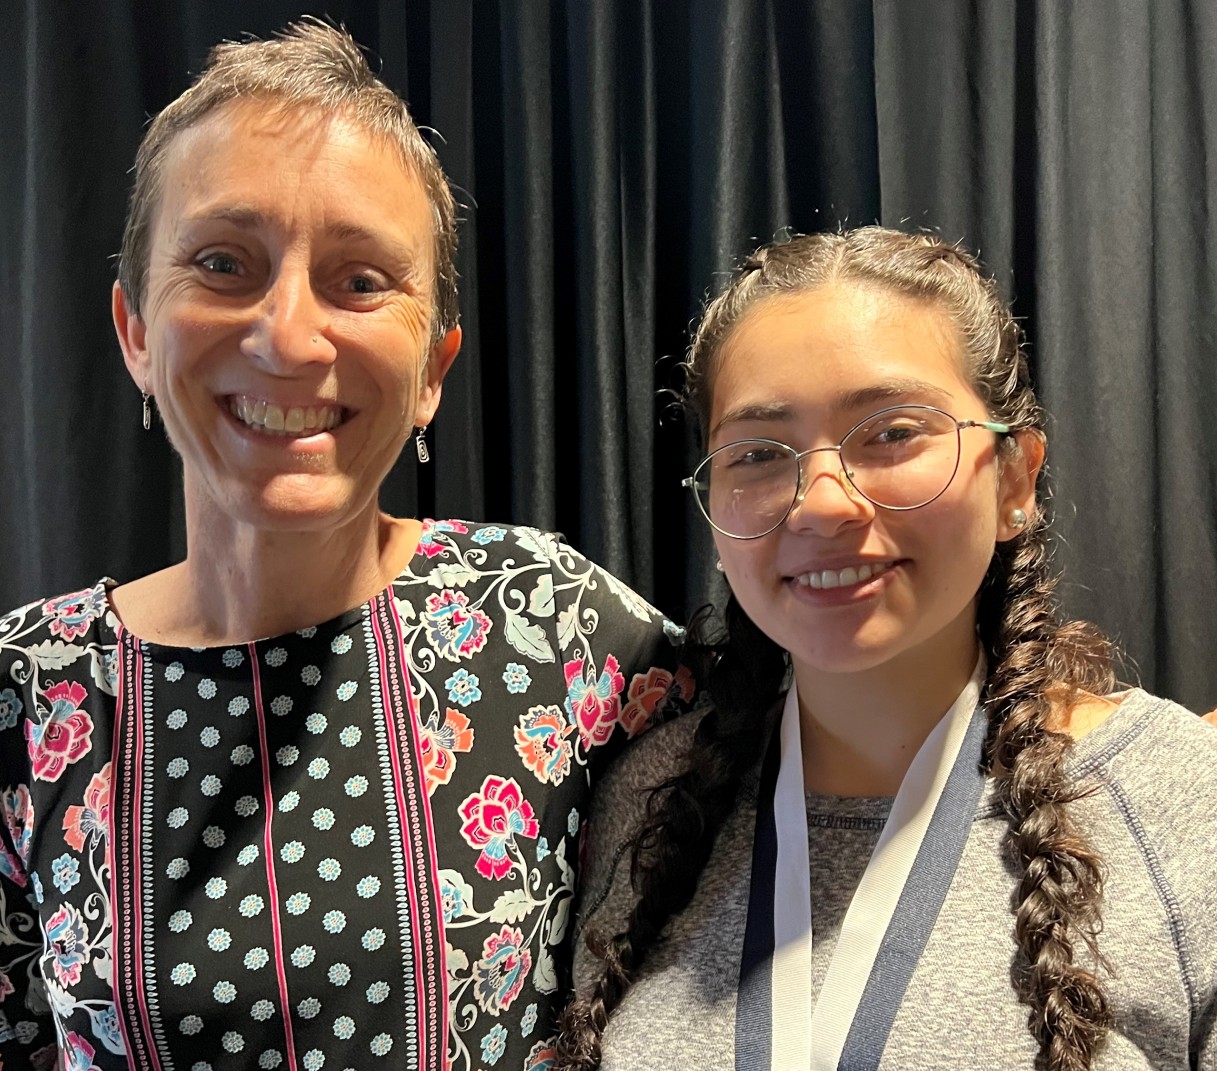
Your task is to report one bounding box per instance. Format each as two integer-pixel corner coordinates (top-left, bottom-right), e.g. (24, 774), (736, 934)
(980, 518), (1115, 1071)
(555, 599), (786, 1071)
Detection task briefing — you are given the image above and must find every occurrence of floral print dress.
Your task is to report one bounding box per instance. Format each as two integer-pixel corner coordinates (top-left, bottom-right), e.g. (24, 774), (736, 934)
(0, 521), (690, 1071)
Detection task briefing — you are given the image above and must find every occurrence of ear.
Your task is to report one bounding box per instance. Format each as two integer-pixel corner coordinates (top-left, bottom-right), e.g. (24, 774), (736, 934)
(112, 280), (151, 392)
(413, 325), (462, 427)
(997, 429), (1045, 541)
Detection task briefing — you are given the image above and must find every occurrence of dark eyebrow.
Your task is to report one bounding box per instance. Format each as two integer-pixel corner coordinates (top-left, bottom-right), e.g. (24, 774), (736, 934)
(832, 378), (957, 411)
(711, 378), (958, 437)
(711, 403), (795, 437)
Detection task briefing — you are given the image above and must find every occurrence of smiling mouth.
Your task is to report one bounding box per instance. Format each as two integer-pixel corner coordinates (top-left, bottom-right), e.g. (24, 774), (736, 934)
(226, 395), (348, 436)
(792, 561), (898, 590)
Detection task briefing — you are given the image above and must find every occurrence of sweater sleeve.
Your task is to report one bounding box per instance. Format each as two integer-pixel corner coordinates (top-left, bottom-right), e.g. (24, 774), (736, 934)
(1099, 697), (1217, 1069)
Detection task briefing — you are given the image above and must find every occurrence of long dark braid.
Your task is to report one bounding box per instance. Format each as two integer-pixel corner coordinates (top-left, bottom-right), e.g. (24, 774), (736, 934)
(559, 227), (1115, 1071)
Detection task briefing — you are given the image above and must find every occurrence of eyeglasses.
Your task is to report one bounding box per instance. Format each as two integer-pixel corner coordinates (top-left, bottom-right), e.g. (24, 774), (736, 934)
(682, 404), (1011, 540)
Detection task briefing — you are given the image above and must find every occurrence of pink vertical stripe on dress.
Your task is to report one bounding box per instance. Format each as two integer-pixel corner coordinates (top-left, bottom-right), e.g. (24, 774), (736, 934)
(248, 642), (300, 1071)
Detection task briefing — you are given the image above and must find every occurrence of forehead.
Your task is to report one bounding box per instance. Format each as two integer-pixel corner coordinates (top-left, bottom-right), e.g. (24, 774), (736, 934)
(708, 282), (975, 432)
(152, 99), (433, 266)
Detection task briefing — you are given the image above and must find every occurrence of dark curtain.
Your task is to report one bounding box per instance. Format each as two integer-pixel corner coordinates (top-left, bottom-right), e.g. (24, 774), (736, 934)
(3, 1), (1214, 710)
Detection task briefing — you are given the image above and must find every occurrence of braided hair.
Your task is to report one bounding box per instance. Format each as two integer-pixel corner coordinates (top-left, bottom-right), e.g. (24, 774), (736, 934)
(558, 227), (1115, 1071)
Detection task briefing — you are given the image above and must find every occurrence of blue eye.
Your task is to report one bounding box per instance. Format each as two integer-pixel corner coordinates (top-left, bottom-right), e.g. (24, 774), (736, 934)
(347, 273), (388, 295)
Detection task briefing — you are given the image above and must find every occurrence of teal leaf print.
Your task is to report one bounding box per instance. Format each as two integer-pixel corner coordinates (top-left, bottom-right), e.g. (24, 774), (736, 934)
(489, 888), (530, 925)
(527, 576), (555, 618)
(503, 613), (554, 665)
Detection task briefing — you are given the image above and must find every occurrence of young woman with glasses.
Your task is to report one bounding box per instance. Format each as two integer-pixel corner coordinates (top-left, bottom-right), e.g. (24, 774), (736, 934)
(558, 227), (1217, 1071)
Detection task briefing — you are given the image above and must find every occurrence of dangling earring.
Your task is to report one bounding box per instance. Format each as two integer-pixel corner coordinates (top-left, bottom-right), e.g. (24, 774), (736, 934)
(141, 390), (152, 431)
(415, 425), (430, 463)
(1008, 507), (1028, 531)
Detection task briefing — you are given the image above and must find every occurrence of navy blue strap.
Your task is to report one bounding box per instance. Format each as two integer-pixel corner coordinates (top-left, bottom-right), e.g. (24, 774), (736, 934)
(736, 726), (782, 1071)
(837, 705), (989, 1070)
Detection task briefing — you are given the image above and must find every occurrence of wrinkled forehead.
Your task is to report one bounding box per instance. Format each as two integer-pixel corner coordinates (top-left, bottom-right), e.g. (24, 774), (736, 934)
(151, 98), (435, 262)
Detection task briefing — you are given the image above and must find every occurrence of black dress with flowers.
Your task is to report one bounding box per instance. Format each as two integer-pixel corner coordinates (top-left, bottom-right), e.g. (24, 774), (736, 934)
(0, 521), (690, 1071)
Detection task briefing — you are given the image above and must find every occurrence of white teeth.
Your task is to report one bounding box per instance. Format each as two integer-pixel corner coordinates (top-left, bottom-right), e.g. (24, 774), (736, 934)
(800, 562), (892, 590)
(228, 396), (343, 436)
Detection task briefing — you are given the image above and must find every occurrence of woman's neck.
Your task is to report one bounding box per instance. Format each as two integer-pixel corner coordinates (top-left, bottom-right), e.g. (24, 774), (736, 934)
(111, 504), (422, 647)
(793, 633), (980, 797)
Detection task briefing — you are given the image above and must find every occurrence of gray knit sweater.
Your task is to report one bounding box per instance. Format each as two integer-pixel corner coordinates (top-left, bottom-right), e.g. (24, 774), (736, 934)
(573, 690), (1217, 1069)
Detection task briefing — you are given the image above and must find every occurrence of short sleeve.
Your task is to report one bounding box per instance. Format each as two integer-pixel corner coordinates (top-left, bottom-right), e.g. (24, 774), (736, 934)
(535, 531), (694, 771)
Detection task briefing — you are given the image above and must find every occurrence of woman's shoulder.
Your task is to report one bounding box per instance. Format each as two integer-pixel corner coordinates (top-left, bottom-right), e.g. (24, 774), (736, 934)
(1, 580), (117, 663)
(1074, 687), (1217, 881)
(1076, 687), (1217, 776)
(411, 519), (663, 609)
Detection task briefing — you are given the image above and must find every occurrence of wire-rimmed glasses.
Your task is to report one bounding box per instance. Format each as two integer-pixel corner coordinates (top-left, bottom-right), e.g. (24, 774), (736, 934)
(682, 404), (1011, 540)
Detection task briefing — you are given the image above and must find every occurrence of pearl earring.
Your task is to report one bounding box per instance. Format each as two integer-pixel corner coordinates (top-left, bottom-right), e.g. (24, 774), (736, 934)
(1008, 507), (1028, 530)
(714, 559), (725, 573)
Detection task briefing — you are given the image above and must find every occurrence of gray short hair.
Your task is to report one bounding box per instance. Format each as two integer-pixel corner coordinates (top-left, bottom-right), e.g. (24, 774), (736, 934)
(117, 19), (458, 341)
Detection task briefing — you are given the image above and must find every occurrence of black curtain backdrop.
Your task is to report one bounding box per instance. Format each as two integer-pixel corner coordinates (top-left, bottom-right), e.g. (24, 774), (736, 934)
(2, 1), (1214, 710)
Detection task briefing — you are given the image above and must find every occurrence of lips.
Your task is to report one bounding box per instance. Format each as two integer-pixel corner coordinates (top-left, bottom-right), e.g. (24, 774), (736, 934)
(226, 394), (346, 436)
(792, 561), (897, 590)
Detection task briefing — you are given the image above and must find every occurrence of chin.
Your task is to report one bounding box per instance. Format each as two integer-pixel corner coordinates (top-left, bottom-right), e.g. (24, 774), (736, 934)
(222, 480), (369, 532)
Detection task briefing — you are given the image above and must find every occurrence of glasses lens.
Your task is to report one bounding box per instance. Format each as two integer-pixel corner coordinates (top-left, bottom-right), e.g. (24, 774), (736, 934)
(840, 407), (960, 508)
(696, 440), (800, 538)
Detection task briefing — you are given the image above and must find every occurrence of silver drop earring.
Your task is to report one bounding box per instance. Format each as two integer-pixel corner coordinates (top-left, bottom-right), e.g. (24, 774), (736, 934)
(415, 425), (430, 463)
(142, 390), (152, 431)
(1008, 507), (1028, 530)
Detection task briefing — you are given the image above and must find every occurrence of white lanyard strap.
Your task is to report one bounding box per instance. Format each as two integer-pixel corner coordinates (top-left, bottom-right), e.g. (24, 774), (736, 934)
(736, 661), (988, 1071)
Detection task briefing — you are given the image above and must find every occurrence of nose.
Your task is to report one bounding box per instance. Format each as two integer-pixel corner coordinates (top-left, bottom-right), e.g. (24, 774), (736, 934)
(785, 448), (874, 534)
(240, 259), (334, 370)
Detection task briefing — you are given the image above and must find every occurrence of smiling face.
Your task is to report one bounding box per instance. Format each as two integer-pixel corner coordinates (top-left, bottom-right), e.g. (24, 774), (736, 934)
(113, 99), (460, 533)
(707, 281), (1038, 683)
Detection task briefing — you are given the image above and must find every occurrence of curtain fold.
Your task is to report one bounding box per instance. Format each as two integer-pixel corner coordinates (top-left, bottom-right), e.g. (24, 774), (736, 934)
(3, 0), (1214, 709)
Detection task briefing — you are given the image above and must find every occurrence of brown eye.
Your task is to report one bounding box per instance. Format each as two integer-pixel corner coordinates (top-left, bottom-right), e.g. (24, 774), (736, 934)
(199, 252), (241, 275)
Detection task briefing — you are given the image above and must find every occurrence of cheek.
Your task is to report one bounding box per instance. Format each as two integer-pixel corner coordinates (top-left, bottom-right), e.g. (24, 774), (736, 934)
(713, 533), (774, 599)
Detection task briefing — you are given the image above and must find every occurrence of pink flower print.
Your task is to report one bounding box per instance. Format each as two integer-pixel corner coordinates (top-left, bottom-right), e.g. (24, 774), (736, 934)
(423, 589), (493, 661)
(420, 708), (475, 795)
(471, 925), (532, 1015)
(458, 776), (539, 880)
(25, 682), (93, 782)
(0, 967), (12, 1001)
(42, 587), (107, 642)
(417, 519), (470, 559)
(513, 706), (575, 785)
(62, 762), (111, 852)
(62, 1030), (101, 1071)
(46, 903), (90, 986)
(564, 654), (625, 750)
